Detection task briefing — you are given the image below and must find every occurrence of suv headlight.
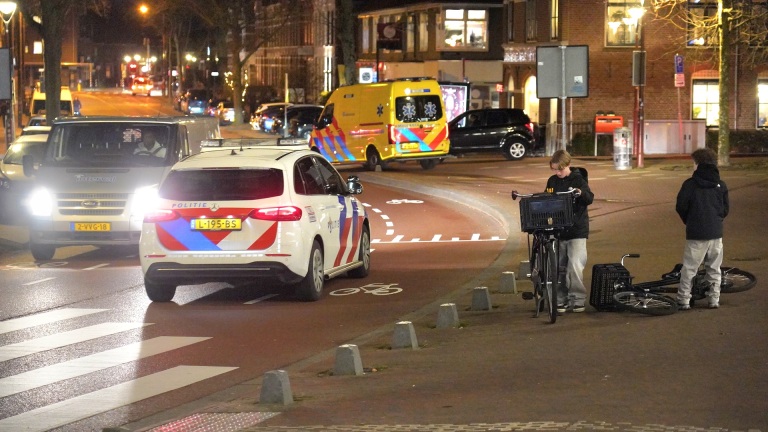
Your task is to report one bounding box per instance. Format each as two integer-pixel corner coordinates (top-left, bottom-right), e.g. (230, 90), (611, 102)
(28, 187), (54, 217)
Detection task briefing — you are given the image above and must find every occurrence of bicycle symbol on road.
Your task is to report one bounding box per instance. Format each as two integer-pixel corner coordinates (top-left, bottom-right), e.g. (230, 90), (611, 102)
(330, 283), (403, 296)
(386, 199), (423, 205)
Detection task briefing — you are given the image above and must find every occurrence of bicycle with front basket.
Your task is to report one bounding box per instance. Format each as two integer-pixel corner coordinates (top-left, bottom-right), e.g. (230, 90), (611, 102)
(511, 188), (580, 324)
(590, 254), (757, 315)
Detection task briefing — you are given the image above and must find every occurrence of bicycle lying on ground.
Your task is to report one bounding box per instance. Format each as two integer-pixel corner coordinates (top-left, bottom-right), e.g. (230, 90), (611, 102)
(590, 254), (757, 316)
(511, 188), (580, 324)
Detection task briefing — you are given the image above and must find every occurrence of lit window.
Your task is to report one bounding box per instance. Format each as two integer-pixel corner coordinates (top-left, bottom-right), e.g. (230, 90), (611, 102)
(687, 0), (717, 47)
(362, 18), (370, 53)
(606, 0), (644, 47)
(550, 0), (559, 40)
(419, 13), (429, 52)
(758, 80), (768, 128)
(692, 79), (719, 127)
(441, 9), (487, 50)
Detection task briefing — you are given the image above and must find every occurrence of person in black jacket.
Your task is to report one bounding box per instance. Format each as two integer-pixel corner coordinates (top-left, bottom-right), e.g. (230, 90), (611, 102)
(675, 147), (729, 309)
(546, 150), (594, 313)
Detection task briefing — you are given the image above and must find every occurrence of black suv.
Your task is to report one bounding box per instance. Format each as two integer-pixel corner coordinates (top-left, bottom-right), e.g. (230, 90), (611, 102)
(448, 108), (536, 160)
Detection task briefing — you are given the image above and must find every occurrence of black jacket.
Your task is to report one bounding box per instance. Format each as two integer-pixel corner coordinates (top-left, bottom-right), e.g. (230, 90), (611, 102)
(676, 163), (729, 240)
(545, 168), (594, 240)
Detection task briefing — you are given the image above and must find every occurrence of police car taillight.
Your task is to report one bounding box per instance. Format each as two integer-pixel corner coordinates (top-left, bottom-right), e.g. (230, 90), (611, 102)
(144, 209), (179, 223)
(249, 206), (302, 221)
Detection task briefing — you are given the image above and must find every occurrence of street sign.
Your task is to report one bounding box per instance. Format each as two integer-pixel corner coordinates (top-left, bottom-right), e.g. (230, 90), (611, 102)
(536, 45), (589, 98)
(675, 73), (685, 88)
(675, 54), (684, 74)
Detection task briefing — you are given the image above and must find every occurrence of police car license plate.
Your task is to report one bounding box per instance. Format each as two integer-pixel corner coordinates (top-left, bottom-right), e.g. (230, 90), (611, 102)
(73, 222), (111, 231)
(192, 218), (242, 231)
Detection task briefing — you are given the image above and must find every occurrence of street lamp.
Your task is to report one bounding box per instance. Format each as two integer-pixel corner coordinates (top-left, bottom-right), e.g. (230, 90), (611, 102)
(629, 1), (646, 168)
(0, 0), (17, 148)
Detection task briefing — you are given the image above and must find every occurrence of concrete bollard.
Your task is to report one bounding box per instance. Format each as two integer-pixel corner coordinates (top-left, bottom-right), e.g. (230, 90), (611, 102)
(471, 286), (492, 311)
(500, 271), (517, 293)
(436, 303), (459, 329)
(518, 261), (531, 279)
(259, 370), (293, 405)
(334, 344), (363, 376)
(392, 321), (418, 349)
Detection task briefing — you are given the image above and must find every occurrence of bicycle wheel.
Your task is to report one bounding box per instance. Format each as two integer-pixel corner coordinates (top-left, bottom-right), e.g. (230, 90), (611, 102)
(542, 240), (557, 324)
(720, 267), (757, 293)
(612, 291), (678, 316)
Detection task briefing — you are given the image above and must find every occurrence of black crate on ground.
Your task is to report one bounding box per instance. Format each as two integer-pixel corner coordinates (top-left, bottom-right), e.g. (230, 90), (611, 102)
(518, 194), (574, 233)
(590, 263), (630, 311)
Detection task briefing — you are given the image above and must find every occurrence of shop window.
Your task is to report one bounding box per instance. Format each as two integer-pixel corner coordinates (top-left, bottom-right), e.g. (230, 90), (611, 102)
(441, 8), (487, 50)
(692, 79), (719, 126)
(606, 0), (644, 47)
(419, 12), (429, 52)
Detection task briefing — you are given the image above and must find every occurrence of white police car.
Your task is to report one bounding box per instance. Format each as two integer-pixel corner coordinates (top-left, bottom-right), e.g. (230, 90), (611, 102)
(139, 145), (370, 302)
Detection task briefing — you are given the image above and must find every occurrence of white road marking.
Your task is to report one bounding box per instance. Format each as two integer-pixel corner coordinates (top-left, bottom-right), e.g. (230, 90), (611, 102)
(0, 322), (152, 362)
(431, 234), (442, 242)
(411, 238), (420, 242)
(244, 293), (279, 304)
(83, 263), (110, 270)
(386, 229), (394, 235)
(0, 365), (237, 432)
(385, 221), (394, 227)
(391, 235), (404, 242)
(0, 309), (108, 335)
(471, 233), (480, 241)
(22, 277), (57, 286)
(0, 336), (211, 398)
(380, 215), (390, 220)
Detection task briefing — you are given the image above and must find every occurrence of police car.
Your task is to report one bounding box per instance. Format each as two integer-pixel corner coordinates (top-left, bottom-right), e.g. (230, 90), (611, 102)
(139, 145), (370, 302)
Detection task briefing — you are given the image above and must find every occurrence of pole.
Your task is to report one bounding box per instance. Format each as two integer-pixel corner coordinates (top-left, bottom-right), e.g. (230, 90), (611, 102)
(4, 26), (14, 146)
(560, 46), (566, 152)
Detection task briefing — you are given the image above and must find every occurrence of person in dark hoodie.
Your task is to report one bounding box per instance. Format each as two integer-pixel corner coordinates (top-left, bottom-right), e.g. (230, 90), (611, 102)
(546, 149), (594, 313)
(675, 147), (729, 309)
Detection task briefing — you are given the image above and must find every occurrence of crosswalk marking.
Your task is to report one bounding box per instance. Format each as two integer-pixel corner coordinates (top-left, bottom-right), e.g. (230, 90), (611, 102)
(0, 308), (108, 335)
(0, 322), (152, 362)
(0, 365), (238, 432)
(0, 336), (210, 398)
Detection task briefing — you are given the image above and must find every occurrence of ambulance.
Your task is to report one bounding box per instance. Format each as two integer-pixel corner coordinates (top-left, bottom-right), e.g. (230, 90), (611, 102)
(311, 77), (450, 170)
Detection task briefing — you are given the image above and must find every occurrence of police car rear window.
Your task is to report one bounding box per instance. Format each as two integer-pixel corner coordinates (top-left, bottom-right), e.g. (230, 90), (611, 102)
(395, 95), (443, 123)
(159, 169), (284, 201)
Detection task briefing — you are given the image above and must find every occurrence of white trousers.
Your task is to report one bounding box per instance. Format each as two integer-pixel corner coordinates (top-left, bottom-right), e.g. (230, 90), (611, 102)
(557, 238), (587, 307)
(677, 238), (723, 305)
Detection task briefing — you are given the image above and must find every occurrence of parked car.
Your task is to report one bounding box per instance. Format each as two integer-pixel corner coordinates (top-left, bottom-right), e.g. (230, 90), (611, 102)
(184, 89), (210, 116)
(26, 115), (47, 127)
(242, 85), (278, 119)
(272, 105), (323, 138)
(20, 125), (51, 136)
(139, 146), (370, 302)
(0, 134), (49, 224)
(447, 108), (536, 160)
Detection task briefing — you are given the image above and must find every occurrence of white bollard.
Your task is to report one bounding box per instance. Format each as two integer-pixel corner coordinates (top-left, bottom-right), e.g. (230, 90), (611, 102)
(259, 370), (293, 405)
(436, 303), (459, 328)
(518, 261), (531, 279)
(471, 286), (492, 311)
(500, 271), (518, 293)
(334, 344), (364, 376)
(392, 321), (418, 349)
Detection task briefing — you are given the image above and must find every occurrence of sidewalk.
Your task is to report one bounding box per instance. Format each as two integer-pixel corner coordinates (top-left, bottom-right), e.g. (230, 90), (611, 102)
(121, 156), (768, 432)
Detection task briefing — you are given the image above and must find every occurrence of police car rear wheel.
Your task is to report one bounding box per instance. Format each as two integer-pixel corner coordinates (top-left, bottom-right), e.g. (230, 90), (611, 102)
(145, 280), (177, 302)
(348, 226), (371, 278)
(295, 241), (324, 301)
(30, 244), (55, 261)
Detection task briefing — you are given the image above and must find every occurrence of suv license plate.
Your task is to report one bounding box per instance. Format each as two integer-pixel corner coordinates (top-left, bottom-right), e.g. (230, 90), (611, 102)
(192, 218), (242, 231)
(73, 222), (111, 232)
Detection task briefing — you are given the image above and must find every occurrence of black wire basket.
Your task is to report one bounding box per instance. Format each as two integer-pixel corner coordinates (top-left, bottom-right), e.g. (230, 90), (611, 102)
(518, 194), (574, 233)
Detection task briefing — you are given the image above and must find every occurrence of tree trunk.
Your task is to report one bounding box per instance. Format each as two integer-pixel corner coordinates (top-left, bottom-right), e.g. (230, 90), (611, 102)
(717, 0), (731, 166)
(337, 0), (357, 86)
(41, 1), (66, 125)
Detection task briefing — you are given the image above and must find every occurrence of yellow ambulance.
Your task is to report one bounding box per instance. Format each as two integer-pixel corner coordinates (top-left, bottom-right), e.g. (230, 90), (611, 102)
(311, 77), (450, 170)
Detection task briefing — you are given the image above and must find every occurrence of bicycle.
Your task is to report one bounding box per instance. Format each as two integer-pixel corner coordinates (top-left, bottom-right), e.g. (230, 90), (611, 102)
(590, 254), (757, 316)
(511, 188), (580, 324)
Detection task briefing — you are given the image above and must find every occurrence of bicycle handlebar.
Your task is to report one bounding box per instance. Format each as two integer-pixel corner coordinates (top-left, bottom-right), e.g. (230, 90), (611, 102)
(620, 253), (641, 266)
(511, 188), (581, 201)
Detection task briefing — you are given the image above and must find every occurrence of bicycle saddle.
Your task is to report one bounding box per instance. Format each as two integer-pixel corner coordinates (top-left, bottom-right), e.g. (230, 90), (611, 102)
(662, 263), (683, 280)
